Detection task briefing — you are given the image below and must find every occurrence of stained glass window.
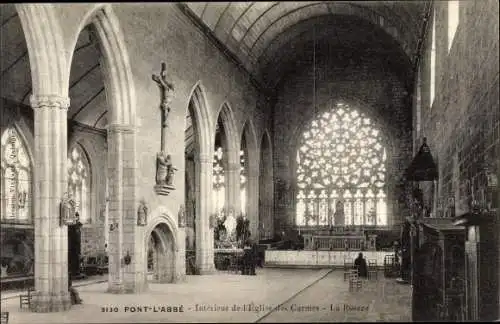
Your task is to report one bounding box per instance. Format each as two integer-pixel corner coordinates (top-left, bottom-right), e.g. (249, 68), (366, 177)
(240, 148), (247, 216)
(67, 145), (91, 224)
(1, 126), (32, 223)
(296, 102), (387, 226)
(213, 146), (225, 214)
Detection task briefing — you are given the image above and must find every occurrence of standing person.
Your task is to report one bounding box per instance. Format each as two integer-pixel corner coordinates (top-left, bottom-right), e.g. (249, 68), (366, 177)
(354, 252), (368, 278)
(68, 274), (83, 304)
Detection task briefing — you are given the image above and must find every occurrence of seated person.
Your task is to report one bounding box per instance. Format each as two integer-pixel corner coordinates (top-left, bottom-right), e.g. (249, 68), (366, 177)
(354, 252), (368, 278)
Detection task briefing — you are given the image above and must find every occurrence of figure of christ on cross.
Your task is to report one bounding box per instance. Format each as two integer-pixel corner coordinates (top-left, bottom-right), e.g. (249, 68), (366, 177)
(152, 62), (174, 151)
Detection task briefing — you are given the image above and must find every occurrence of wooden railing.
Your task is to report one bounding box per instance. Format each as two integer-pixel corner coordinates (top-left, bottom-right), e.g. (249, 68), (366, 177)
(303, 234), (376, 251)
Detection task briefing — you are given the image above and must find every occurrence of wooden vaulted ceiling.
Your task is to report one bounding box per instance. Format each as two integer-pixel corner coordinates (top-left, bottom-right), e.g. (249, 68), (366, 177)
(2, 3), (428, 131)
(183, 1), (428, 88)
(1, 4), (108, 129)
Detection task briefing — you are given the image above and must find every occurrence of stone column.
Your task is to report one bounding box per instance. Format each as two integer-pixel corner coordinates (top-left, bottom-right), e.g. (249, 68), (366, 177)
(226, 161), (241, 214)
(196, 153), (215, 274)
(247, 166), (259, 242)
(106, 124), (145, 293)
(30, 95), (71, 312)
(497, 156), (500, 319)
(175, 227), (186, 282)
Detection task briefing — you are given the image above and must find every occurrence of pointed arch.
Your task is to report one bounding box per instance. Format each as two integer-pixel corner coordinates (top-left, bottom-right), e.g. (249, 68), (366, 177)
(241, 119), (259, 161)
(67, 4), (136, 125)
(66, 5), (140, 290)
(186, 82), (212, 157)
(15, 4), (67, 97)
(214, 102), (240, 215)
(214, 102), (239, 155)
(258, 129), (274, 239)
(186, 82), (215, 273)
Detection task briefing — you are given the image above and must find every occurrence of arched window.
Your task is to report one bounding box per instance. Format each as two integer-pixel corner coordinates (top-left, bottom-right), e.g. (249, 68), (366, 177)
(296, 102), (387, 226)
(67, 145), (91, 224)
(240, 146), (247, 216)
(213, 146), (225, 214)
(1, 126), (32, 223)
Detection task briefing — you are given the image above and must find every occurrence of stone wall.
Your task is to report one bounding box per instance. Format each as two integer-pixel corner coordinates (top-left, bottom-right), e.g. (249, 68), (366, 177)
(416, 0), (499, 319)
(418, 0), (499, 212)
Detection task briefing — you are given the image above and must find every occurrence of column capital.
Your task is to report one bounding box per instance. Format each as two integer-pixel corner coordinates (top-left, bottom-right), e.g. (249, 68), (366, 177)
(107, 123), (136, 134)
(30, 94), (70, 109)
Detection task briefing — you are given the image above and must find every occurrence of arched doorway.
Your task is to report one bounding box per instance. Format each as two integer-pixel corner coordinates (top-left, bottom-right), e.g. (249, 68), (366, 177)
(146, 223), (175, 283)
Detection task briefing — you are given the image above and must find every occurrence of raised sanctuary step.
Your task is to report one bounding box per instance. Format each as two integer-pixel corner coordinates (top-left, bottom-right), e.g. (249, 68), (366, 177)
(265, 250), (392, 268)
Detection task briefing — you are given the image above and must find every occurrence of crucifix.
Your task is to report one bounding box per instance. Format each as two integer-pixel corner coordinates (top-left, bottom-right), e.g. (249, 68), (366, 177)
(152, 62), (177, 194)
(152, 62), (174, 152)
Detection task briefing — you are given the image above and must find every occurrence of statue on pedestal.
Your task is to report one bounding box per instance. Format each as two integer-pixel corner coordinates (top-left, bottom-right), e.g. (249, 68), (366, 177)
(156, 151), (170, 185)
(137, 199), (148, 226)
(178, 204), (186, 228)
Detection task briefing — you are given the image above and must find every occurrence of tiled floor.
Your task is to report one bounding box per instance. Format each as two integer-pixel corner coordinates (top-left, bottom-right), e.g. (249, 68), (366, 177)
(1, 269), (411, 323)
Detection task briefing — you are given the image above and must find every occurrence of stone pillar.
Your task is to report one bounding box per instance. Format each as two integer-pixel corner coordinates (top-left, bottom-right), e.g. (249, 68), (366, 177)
(106, 124), (145, 293)
(196, 153), (215, 273)
(496, 156), (500, 319)
(30, 95), (71, 312)
(175, 227), (186, 282)
(227, 161), (241, 214)
(247, 166), (259, 242)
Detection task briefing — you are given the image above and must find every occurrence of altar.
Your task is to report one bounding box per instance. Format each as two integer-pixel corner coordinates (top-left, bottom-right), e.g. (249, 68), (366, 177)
(214, 248), (244, 270)
(302, 226), (377, 251)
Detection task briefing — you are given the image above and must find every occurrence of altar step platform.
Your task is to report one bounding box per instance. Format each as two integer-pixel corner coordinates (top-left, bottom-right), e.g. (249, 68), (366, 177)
(264, 250), (392, 269)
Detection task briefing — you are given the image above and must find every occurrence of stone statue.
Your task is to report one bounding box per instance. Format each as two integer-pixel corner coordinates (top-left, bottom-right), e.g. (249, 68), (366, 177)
(60, 194), (77, 226)
(166, 158), (177, 186)
(156, 151), (169, 185)
(137, 199), (148, 226)
(334, 200), (345, 225)
(178, 204), (186, 228)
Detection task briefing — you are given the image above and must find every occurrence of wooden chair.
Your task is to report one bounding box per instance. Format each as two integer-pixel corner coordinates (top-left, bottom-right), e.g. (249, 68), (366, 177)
(0, 312), (9, 324)
(227, 254), (240, 274)
(348, 269), (362, 292)
(343, 261), (354, 281)
(368, 259), (378, 280)
(19, 287), (34, 309)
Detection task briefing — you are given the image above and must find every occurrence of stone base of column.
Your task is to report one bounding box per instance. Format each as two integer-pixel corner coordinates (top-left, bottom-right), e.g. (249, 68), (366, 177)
(107, 281), (126, 294)
(107, 281), (148, 294)
(173, 273), (186, 282)
(198, 264), (216, 275)
(30, 292), (71, 313)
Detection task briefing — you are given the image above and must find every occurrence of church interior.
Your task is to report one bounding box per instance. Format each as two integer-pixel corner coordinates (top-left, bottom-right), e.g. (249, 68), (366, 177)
(0, 2), (499, 323)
